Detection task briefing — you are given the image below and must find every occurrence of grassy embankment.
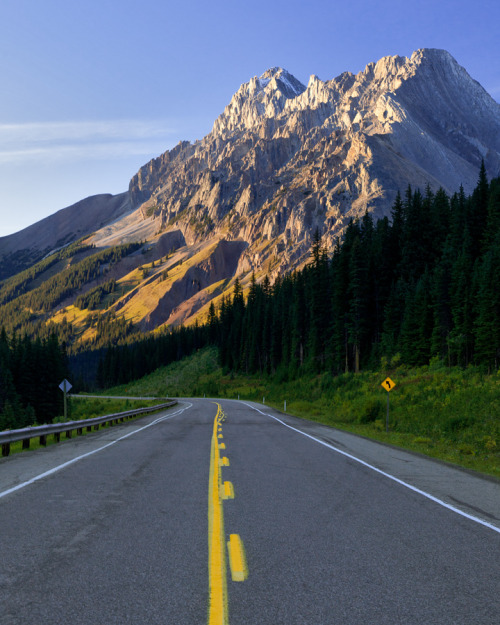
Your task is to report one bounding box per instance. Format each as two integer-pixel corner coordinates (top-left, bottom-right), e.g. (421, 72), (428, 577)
(105, 346), (499, 479)
(6, 397), (162, 456)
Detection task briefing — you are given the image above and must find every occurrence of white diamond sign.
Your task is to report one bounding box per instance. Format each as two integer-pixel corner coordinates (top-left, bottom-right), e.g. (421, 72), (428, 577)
(59, 379), (72, 393)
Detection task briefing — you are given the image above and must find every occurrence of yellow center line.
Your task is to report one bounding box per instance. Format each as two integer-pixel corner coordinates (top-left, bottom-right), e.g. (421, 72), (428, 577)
(208, 404), (228, 625)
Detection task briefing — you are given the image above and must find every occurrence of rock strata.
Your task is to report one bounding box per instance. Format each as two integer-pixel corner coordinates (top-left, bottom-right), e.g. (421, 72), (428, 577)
(126, 50), (500, 281)
(2, 49), (500, 328)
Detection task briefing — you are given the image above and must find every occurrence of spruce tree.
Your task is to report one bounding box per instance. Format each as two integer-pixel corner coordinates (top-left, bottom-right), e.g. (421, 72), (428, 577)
(474, 240), (500, 369)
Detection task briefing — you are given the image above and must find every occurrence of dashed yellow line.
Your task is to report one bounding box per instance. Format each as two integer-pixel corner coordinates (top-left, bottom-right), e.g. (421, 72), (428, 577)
(208, 405), (228, 625)
(227, 534), (248, 582)
(222, 481), (234, 500)
(208, 403), (247, 625)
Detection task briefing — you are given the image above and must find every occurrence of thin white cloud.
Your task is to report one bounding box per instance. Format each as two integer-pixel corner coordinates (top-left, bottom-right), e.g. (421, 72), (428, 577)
(0, 141), (176, 164)
(0, 119), (179, 163)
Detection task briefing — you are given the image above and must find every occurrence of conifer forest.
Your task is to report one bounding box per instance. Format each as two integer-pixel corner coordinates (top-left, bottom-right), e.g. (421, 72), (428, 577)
(1, 166), (500, 428)
(99, 167), (500, 385)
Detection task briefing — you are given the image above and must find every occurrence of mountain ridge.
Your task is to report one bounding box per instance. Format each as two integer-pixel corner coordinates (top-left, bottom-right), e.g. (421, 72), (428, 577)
(1, 48), (499, 340)
(3, 48), (499, 264)
(125, 48), (500, 275)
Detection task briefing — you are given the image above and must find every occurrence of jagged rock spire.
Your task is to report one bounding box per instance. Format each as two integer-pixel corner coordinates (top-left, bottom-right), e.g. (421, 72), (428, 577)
(212, 67), (306, 135)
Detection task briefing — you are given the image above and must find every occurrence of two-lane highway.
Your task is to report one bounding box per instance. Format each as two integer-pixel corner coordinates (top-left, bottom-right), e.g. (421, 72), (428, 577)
(1, 399), (499, 624)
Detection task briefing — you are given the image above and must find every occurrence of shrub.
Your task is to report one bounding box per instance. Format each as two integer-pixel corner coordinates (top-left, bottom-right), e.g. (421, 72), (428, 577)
(413, 436), (432, 444)
(444, 415), (475, 434)
(458, 444), (475, 455)
(358, 398), (384, 423)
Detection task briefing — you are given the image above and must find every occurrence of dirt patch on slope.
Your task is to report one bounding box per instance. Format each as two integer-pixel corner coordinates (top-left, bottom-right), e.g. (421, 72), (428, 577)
(142, 239), (248, 330)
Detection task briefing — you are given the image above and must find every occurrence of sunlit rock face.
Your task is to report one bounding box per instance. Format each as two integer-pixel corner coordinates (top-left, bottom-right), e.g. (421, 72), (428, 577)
(2, 49), (499, 330)
(127, 49), (500, 280)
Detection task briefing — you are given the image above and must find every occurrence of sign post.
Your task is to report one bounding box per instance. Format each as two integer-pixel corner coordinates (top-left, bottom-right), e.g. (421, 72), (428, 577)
(381, 377), (396, 432)
(59, 379), (73, 420)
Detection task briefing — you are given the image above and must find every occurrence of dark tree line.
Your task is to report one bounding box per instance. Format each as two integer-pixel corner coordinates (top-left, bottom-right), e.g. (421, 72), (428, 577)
(74, 279), (117, 310)
(0, 239), (95, 306)
(214, 166), (500, 375)
(95, 166), (500, 388)
(95, 324), (205, 388)
(0, 330), (68, 430)
(28, 165), (500, 393)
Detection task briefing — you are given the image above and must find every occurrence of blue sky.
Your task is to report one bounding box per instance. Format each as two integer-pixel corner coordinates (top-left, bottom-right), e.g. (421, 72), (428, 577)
(1, 0), (499, 237)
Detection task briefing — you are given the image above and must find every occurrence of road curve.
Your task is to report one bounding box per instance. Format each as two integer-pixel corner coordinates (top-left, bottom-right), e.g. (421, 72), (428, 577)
(0, 399), (498, 624)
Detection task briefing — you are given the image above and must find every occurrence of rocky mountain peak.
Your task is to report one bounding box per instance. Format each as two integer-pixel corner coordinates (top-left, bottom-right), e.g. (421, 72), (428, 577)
(2, 48), (500, 333)
(410, 47), (456, 67)
(211, 67), (305, 135)
(126, 48), (499, 287)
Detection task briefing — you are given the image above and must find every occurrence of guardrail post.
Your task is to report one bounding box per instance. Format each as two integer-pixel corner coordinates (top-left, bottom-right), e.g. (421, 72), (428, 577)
(22, 438), (30, 450)
(2, 442), (10, 457)
(66, 430), (72, 439)
(86, 425), (92, 433)
(77, 427), (83, 436)
(39, 435), (47, 447)
(93, 424), (99, 431)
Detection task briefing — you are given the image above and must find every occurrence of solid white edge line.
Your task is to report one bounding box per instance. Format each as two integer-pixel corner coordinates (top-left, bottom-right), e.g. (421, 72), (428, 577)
(0, 403), (192, 500)
(242, 402), (500, 535)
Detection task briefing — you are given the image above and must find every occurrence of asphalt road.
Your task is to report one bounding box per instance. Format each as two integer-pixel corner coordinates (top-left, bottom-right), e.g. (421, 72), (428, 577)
(1, 399), (499, 624)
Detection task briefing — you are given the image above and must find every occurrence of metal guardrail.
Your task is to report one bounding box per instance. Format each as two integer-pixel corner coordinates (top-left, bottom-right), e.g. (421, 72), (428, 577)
(0, 401), (177, 457)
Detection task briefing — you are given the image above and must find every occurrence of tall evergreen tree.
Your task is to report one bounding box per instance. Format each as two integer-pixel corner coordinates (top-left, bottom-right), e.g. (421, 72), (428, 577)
(474, 240), (500, 369)
(307, 231), (330, 371)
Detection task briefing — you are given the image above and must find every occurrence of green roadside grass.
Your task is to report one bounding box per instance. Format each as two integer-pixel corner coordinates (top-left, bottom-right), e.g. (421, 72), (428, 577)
(105, 347), (500, 479)
(5, 397), (164, 456)
(66, 397), (160, 421)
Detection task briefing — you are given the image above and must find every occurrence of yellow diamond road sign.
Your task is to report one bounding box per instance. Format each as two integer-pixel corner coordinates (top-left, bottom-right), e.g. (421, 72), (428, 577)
(382, 377), (396, 392)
